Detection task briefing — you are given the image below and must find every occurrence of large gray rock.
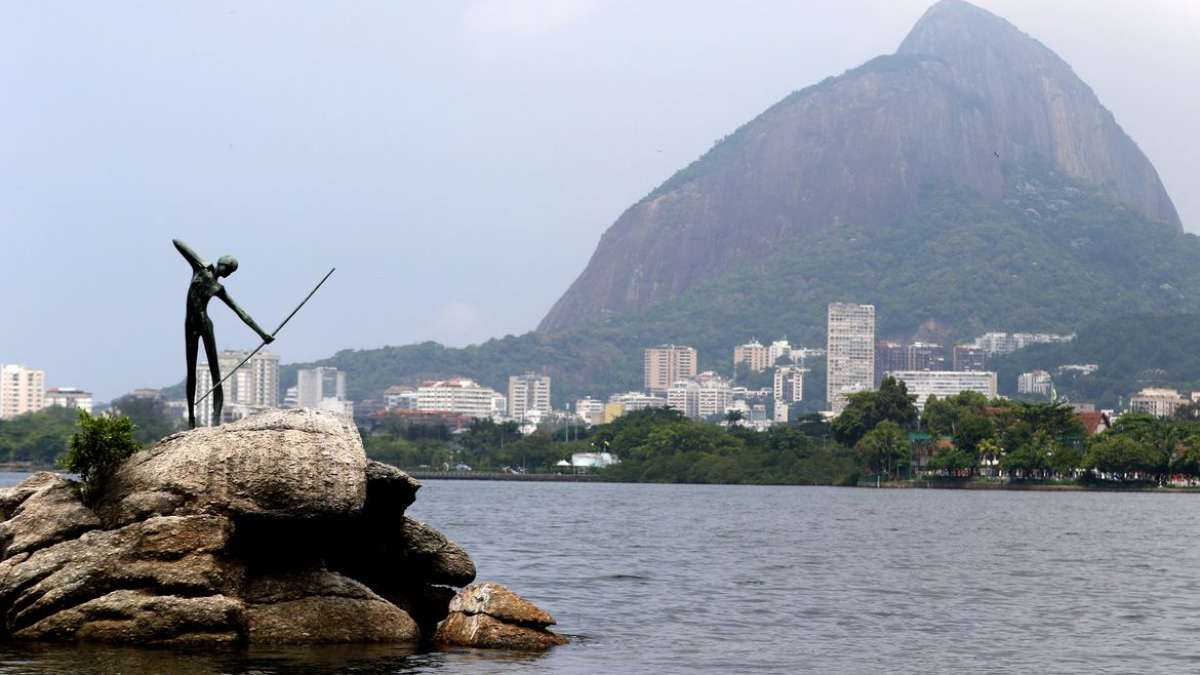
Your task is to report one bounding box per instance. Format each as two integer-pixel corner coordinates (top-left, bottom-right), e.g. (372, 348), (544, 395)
(0, 514), (240, 637)
(0, 472), (99, 561)
(0, 410), (551, 648)
(397, 517), (476, 587)
(13, 590), (244, 645)
(243, 569), (419, 643)
(98, 409), (367, 525)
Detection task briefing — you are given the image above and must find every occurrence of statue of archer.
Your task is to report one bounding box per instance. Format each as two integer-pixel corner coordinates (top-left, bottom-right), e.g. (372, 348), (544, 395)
(173, 239), (274, 428)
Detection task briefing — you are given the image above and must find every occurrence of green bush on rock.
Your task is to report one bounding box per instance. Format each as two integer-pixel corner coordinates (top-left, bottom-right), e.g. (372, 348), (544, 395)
(59, 411), (141, 503)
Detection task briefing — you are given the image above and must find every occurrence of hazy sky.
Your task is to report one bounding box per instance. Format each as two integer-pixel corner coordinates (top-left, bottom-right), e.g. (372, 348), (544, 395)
(2, 0), (1197, 401)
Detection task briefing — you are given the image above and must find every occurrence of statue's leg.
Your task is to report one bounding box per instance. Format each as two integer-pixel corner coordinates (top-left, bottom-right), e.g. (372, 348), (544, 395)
(185, 327), (199, 429)
(201, 322), (222, 426)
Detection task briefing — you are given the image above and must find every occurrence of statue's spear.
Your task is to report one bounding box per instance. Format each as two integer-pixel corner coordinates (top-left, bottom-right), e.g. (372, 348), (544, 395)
(196, 267), (336, 405)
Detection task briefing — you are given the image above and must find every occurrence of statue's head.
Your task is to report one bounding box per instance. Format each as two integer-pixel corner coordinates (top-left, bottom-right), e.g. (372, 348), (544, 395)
(215, 255), (239, 278)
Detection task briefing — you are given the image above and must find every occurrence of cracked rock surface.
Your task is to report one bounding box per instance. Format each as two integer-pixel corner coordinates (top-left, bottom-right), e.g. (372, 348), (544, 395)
(0, 409), (496, 647)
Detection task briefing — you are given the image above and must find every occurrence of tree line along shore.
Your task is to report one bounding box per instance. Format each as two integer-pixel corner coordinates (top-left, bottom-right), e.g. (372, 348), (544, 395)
(5, 378), (1200, 490)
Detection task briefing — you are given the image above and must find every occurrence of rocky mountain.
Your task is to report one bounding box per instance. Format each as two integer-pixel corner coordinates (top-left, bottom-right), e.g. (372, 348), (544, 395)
(285, 0), (1199, 408)
(540, 0), (1184, 332)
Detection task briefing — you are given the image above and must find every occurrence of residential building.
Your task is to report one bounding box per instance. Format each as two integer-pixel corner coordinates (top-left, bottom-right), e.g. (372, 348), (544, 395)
(973, 332), (1075, 355)
(768, 339), (793, 364)
(603, 402), (626, 423)
(1017, 370), (1053, 396)
(887, 371), (998, 411)
(416, 378), (504, 419)
(773, 400), (791, 424)
(132, 388), (162, 400)
(667, 373), (733, 420)
(508, 372), (551, 421)
(952, 345), (988, 372)
(1129, 388), (1187, 418)
(733, 341), (772, 372)
(875, 341), (907, 386)
(774, 366), (807, 404)
(0, 364), (45, 419)
(44, 387), (93, 413)
(1057, 364), (1099, 376)
(826, 303), (875, 414)
(296, 367), (346, 408)
(383, 385), (418, 410)
(575, 397), (605, 425)
(608, 391), (666, 412)
(644, 345), (697, 394)
(907, 342), (946, 371)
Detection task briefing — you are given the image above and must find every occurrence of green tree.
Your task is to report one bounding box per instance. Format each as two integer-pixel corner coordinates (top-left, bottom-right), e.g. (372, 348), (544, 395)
(59, 411), (141, 503)
(855, 420), (910, 480)
(832, 376), (918, 447)
(111, 394), (179, 445)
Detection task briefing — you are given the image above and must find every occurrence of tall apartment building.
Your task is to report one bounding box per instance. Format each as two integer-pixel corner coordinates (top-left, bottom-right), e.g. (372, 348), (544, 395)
(768, 340), (793, 364)
(44, 387), (93, 414)
(1017, 370), (1053, 396)
(906, 342), (946, 371)
(887, 370), (997, 411)
(575, 397), (606, 425)
(952, 345), (988, 372)
(827, 303), (875, 415)
(416, 378), (505, 419)
(667, 375), (732, 420)
(0, 364), (46, 419)
(774, 366), (807, 404)
(296, 366), (347, 408)
(733, 341), (772, 372)
(508, 372), (551, 421)
(644, 345), (697, 393)
(875, 341), (907, 386)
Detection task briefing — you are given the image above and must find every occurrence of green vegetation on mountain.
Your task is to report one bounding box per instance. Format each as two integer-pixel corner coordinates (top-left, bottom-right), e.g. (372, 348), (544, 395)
(990, 314), (1200, 409)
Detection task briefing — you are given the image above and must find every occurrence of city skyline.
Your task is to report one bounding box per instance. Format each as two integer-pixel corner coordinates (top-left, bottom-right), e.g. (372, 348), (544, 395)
(3, 1), (1198, 402)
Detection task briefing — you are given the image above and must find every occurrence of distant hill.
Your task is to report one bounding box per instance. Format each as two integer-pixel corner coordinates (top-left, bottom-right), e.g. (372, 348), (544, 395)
(283, 1), (1199, 408)
(990, 314), (1200, 409)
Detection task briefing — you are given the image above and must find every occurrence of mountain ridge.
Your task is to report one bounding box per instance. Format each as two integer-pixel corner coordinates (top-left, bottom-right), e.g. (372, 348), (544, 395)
(538, 0), (1181, 332)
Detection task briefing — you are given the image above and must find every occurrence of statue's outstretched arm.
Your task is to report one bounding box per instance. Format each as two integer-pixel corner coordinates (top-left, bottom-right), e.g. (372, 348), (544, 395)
(172, 239), (206, 272)
(216, 289), (275, 343)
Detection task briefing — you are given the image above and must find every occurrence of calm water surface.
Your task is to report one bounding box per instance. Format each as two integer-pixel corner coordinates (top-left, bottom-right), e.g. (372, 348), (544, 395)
(0, 472), (1197, 674)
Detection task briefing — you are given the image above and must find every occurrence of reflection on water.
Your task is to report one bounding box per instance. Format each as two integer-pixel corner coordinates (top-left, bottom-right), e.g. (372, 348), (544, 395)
(3, 473), (1200, 673)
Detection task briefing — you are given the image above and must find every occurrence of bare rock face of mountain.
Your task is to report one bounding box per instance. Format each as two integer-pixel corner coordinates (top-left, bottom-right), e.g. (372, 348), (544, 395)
(539, 0), (1181, 332)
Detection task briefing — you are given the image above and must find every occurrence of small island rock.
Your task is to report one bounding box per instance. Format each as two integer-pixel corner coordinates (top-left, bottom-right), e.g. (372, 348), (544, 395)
(434, 582), (567, 650)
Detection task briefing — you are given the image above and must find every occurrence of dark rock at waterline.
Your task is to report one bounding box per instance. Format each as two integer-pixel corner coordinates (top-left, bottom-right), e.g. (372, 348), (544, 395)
(0, 409), (543, 648)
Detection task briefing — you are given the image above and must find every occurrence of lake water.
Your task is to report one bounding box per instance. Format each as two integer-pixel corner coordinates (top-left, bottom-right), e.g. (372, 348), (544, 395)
(1, 473), (1198, 673)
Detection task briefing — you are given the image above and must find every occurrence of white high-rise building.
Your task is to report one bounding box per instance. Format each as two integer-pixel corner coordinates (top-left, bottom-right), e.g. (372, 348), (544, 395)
(416, 378), (504, 419)
(826, 303), (875, 415)
(1017, 370), (1053, 396)
(667, 374), (733, 420)
(0, 365), (46, 419)
(768, 339), (793, 364)
(296, 367), (347, 408)
(887, 371), (998, 412)
(508, 372), (551, 421)
(575, 397), (606, 426)
(774, 366), (807, 404)
(44, 387), (93, 414)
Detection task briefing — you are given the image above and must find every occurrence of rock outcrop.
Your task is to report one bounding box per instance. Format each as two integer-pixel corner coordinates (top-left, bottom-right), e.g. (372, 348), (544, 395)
(0, 409), (556, 650)
(434, 583), (566, 651)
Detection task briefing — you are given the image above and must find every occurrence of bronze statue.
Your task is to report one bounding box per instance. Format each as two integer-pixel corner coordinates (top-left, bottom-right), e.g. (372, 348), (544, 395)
(174, 239), (274, 428)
